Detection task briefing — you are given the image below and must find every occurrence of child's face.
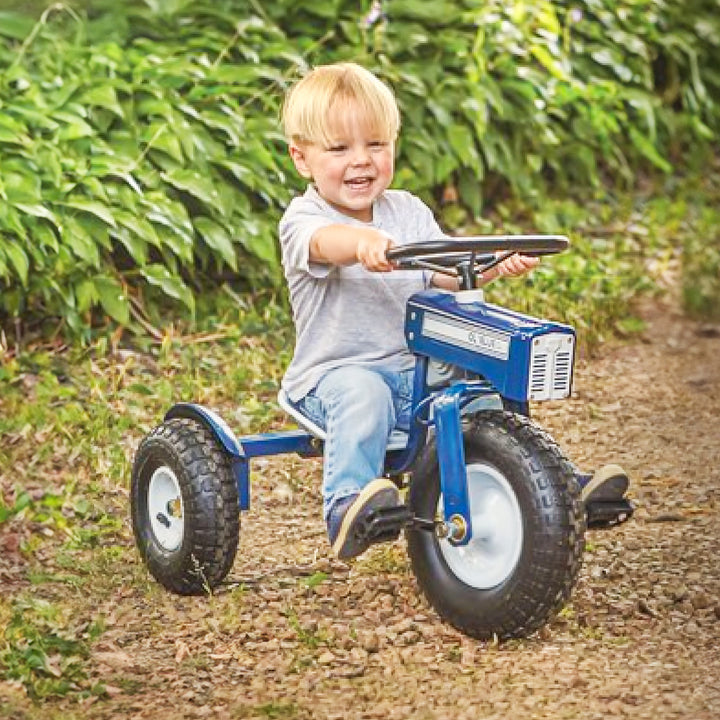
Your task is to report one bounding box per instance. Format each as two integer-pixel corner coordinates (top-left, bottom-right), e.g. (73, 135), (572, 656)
(289, 106), (395, 222)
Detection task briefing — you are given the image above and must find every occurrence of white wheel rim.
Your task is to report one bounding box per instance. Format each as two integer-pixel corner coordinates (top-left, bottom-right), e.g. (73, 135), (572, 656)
(438, 462), (523, 589)
(148, 466), (184, 552)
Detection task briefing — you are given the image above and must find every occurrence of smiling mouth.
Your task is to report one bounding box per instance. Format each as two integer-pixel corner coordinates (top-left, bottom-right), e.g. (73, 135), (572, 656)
(345, 176), (374, 189)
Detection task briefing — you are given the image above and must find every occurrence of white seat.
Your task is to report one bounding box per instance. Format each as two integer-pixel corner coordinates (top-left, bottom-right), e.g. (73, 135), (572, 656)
(277, 389), (409, 451)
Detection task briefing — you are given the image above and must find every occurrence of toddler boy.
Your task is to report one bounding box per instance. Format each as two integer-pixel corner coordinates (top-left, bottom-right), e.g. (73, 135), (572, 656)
(279, 62), (630, 559)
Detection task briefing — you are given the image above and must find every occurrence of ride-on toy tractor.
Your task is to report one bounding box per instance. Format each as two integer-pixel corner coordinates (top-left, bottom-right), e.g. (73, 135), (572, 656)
(131, 236), (593, 640)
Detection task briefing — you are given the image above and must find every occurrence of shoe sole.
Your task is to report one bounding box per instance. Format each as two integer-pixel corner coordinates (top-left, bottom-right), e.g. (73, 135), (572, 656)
(331, 478), (399, 560)
(586, 499), (635, 529)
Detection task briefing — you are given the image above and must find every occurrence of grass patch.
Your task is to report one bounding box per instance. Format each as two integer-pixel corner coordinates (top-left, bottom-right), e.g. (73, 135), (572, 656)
(0, 597), (104, 701)
(284, 607), (327, 650)
(233, 701), (310, 719)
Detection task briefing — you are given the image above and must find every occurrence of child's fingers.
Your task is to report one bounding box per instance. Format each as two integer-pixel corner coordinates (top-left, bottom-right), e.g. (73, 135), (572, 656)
(358, 234), (395, 271)
(499, 253), (539, 276)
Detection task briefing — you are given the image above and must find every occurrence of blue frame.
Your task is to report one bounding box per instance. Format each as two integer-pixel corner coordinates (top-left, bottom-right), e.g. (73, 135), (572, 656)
(165, 288), (574, 543)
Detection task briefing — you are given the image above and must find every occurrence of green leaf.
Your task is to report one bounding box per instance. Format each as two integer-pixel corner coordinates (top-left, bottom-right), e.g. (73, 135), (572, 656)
(145, 124), (184, 163)
(2, 170), (41, 203)
(111, 227), (148, 266)
(4, 242), (29, 286)
(59, 216), (102, 267)
(116, 210), (160, 247)
(31, 222), (60, 253)
(0, 128), (29, 145)
(79, 85), (124, 118)
(162, 169), (220, 207)
(75, 278), (97, 313)
(194, 216), (237, 270)
(126, 382), (155, 396)
(199, 110), (242, 146)
(59, 200), (116, 228)
(0, 12), (35, 40)
(447, 124), (478, 166)
(0, 202), (26, 235)
(239, 224), (277, 265)
(628, 127), (672, 173)
(94, 276), (130, 324)
(13, 204), (59, 227)
(531, 45), (569, 81)
(141, 264), (195, 312)
(55, 116), (95, 141)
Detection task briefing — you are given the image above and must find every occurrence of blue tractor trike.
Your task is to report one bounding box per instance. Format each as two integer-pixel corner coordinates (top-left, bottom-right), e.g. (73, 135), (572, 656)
(131, 236), (590, 640)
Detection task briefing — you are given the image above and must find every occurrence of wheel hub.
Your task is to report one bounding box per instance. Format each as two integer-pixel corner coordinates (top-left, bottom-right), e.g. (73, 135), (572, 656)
(438, 462), (523, 589)
(148, 466), (184, 552)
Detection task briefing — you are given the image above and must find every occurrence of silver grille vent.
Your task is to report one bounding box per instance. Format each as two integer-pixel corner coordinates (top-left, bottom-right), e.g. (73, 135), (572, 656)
(528, 333), (574, 401)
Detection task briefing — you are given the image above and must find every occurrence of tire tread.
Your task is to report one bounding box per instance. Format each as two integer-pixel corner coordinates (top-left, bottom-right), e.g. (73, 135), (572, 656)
(131, 418), (240, 595)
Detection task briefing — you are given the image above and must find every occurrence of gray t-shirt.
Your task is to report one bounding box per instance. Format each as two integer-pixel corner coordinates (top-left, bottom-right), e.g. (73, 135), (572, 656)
(280, 185), (444, 402)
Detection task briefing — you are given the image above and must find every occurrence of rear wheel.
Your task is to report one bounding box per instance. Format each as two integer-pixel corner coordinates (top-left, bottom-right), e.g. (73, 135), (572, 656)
(131, 418), (239, 594)
(406, 410), (585, 639)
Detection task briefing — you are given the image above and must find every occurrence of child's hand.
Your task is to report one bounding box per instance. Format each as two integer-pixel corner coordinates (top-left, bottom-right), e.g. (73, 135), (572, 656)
(356, 230), (394, 272)
(481, 253), (539, 282)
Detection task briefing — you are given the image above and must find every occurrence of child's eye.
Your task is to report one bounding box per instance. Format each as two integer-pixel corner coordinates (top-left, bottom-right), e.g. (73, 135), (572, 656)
(369, 141), (388, 148)
(328, 144), (347, 153)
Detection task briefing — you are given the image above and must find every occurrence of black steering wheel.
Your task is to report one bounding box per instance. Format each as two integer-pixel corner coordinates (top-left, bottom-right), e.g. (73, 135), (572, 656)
(385, 235), (569, 290)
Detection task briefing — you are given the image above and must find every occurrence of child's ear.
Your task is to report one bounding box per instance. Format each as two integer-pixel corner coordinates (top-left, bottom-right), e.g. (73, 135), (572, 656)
(289, 143), (312, 179)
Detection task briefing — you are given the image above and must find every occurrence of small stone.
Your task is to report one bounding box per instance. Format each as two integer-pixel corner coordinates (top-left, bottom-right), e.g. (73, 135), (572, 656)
(317, 651), (335, 665)
(666, 583), (689, 602)
(691, 592), (713, 610)
(359, 631), (380, 653)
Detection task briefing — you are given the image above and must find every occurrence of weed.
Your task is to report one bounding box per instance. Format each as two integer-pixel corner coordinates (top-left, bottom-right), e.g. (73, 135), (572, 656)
(298, 571), (328, 590)
(114, 676), (144, 694)
(26, 571), (87, 590)
(446, 645), (462, 662)
(179, 653), (211, 671)
(355, 543), (410, 575)
(284, 607), (326, 650)
(233, 701), (308, 719)
(213, 585), (248, 634)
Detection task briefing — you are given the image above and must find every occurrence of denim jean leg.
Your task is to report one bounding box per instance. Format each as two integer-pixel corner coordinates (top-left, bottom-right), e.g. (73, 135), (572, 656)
(313, 366), (396, 519)
(390, 368), (415, 433)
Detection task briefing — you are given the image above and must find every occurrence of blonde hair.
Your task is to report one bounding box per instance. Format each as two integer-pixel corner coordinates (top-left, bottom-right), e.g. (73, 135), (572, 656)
(281, 62), (400, 147)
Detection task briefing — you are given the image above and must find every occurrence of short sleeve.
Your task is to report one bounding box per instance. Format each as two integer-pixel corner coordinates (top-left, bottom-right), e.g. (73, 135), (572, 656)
(279, 195), (335, 278)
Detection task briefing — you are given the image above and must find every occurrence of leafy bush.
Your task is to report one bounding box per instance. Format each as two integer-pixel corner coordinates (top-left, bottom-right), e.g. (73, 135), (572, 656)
(681, 172), (720, 320)
(1, 0), (719, 339)
(0, 2), (298, 340)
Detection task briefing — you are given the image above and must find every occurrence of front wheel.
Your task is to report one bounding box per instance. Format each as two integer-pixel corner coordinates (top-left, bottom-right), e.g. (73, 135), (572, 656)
(131, 418), (240, 594)
(406, 410), (585, 639)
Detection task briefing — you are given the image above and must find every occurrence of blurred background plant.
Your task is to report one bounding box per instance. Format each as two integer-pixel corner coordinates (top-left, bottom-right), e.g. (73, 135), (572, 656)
(0, 0), (718, 343)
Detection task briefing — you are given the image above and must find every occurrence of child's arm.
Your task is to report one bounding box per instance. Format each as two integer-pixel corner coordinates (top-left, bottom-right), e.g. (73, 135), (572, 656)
(308, 221), (539, 281)
(310, 224), (394, 272)
(431, 253), (540, 290)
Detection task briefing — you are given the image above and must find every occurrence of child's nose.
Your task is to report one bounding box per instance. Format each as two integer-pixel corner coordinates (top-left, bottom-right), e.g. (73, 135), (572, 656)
(350, 146), (371, 165)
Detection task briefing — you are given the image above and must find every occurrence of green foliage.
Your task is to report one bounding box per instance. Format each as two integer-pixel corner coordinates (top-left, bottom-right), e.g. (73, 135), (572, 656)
(0, 2), (298, 340)
(683, 231), (720, 320)
(0, 598), (103, 701)
(0, 0), (719, 339)
(680, 172), (720, 320)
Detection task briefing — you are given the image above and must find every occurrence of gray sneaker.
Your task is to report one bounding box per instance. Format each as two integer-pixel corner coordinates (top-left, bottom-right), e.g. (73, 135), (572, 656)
(327, 478), (400, 560)
(579, 464), (629, 504)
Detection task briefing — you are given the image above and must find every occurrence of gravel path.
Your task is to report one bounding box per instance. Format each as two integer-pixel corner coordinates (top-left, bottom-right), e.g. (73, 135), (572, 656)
(12, 297), (718, 720)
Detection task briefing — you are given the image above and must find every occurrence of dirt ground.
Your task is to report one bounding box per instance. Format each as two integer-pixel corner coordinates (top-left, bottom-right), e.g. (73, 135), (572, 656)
(4, 294), (720, 719)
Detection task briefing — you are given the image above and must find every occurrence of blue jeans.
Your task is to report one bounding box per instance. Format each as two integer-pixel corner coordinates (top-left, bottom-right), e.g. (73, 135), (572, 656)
(297, 365), (414, 519)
